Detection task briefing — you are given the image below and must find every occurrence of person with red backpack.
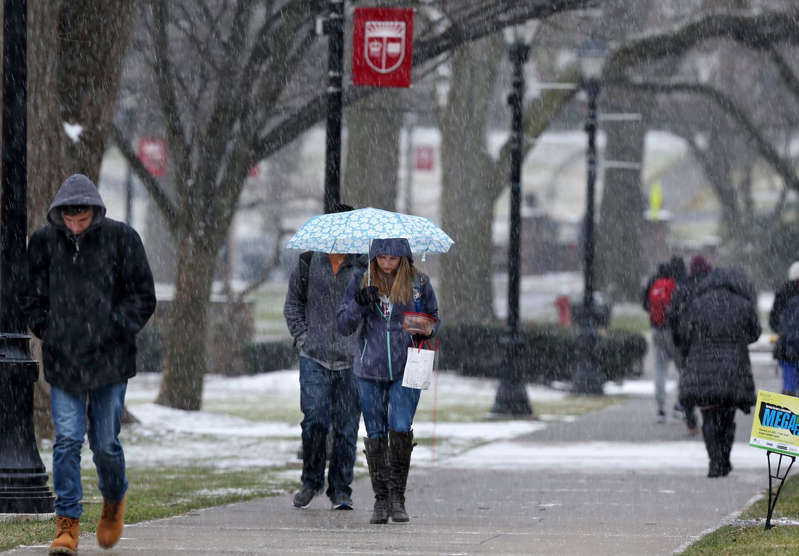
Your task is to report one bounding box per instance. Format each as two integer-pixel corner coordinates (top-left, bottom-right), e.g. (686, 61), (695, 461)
(642, 259), (680, 423)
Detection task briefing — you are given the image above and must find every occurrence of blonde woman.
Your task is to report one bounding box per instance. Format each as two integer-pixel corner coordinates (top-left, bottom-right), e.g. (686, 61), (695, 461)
(337, 238), (439, 524)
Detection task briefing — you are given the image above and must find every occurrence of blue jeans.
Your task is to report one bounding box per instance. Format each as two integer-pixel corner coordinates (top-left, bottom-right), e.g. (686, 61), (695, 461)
(51, 382), (128, 518)
(780, 361), (799, 395)
(299, 358), (360, 499)
(356, 376), (420, 439)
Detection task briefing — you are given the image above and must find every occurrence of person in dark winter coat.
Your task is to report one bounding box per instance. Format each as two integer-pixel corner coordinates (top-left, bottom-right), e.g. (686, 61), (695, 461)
(676, 266), (760, 478)
(22, 174), (156, 553)
(283, 205), (366, 511)
(337, 238), (439, 524)
(768, 261), (799, 396)
(667, 255), (713, 432)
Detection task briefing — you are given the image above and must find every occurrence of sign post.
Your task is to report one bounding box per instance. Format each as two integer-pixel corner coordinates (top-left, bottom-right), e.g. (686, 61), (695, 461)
(749, 390), (799, 529)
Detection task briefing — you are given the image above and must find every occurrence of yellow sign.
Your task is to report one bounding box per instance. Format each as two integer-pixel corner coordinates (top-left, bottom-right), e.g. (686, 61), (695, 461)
(649, 181), (663, 220)
(749, 390), (799, 457)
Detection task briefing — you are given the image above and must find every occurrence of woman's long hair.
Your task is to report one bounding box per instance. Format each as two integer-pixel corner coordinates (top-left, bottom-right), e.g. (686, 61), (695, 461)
(361, 256), (416, 305)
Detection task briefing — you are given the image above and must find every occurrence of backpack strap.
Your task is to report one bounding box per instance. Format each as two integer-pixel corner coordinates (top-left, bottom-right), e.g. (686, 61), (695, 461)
(298, 251), (312, 304)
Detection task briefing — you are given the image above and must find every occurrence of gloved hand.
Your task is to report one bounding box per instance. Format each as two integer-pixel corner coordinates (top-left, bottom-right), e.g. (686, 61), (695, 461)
(355, 286), (379, 306)
(412, 333), (431, 345)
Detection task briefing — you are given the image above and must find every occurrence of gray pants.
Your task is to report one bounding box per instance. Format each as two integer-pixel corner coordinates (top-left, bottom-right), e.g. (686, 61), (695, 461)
(652, 327), (675, 414)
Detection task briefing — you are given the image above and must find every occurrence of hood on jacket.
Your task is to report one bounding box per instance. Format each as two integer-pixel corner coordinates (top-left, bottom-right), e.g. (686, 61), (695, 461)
(47, 174), (106, 229)
(694, 267), (756, 304)
(369, 237), (413, 263)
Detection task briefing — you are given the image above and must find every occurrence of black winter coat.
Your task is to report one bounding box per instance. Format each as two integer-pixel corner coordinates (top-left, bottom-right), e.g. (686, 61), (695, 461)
(23, 219), (156, 392)
(768, 279), (799, 362)
(677, 268), (760, 412)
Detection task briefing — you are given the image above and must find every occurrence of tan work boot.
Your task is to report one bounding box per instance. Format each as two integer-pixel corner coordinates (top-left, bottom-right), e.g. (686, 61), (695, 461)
(49, 515), (79, 555)
(96, 497), (126, 548)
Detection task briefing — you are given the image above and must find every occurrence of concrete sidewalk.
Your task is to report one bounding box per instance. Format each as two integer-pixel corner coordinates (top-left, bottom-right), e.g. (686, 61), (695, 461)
(6, 356), (782, 555)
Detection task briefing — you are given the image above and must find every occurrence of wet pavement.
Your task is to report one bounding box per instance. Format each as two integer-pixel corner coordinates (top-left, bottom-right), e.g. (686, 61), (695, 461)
(4, 342), (783, 555)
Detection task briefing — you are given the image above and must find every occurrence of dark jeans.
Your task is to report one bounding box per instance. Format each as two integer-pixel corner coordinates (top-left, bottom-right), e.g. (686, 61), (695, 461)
(356, 376), (421, 438)
(51, 382), (128, 518)
(299, 357), (360, 500)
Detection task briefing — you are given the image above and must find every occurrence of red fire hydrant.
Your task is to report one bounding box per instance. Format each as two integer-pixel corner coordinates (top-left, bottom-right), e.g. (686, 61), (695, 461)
(555, 295), (571, 326)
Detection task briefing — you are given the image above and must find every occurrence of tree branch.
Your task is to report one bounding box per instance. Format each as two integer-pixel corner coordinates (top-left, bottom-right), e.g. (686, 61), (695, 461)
(617, 78), (799, 193)
(766, 44), (799, 107)
(151, 0), (191, 190)
(253, 0), (592, 159)
(608, 8), (799, 73)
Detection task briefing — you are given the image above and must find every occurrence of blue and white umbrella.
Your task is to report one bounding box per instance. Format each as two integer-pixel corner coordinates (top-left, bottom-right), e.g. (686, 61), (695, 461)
(286, 207), (454, 256)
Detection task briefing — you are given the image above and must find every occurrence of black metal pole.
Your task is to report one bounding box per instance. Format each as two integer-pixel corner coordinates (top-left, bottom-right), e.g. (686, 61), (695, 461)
(1, 0), (27, 334)
(0, 0), (55, 513)
(491, 42), (532, 416)
(571, 79), (604, 395)
(323, 0), (344, 214)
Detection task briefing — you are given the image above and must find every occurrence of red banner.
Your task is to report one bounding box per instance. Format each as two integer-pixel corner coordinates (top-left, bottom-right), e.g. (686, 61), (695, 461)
(137, 138), (167, 177)
(414, 145), (434, 171)
(352, 7), (413, 88)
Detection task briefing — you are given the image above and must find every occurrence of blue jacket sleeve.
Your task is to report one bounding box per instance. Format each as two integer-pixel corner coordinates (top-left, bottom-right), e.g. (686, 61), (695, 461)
(421, 277), (440, 336)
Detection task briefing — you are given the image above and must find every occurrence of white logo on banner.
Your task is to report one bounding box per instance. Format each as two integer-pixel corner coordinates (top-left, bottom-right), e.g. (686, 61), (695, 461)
(364, 21), (406, 74)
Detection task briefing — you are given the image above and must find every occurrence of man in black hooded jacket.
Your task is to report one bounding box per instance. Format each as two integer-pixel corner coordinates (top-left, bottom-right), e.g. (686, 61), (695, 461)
(23, 173), (156, 554)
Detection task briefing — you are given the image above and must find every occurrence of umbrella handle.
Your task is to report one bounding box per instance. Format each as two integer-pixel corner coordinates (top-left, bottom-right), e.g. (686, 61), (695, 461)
(368, 239), (372, 287)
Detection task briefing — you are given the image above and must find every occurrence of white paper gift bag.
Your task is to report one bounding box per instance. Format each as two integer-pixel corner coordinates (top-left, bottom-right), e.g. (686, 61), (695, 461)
(402, 345), (436, 390)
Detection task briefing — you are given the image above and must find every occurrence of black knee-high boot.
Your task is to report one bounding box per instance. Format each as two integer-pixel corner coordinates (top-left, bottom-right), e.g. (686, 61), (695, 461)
(718, 407), (736, 476)
(703, 407), (735, 478)
(388, 430), (415, 523)
(364, 437), (389, 524)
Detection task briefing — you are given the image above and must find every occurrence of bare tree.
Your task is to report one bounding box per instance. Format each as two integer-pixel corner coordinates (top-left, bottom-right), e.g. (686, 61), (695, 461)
(110, 0), (593, 410)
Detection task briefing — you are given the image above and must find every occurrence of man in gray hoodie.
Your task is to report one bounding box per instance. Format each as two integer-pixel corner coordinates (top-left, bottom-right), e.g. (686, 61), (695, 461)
(23, 174), (156, 555)
(283, 204), (365, 510)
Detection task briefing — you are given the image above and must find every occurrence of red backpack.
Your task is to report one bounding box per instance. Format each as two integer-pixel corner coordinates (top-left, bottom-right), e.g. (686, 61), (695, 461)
(648, 277), (677, 327)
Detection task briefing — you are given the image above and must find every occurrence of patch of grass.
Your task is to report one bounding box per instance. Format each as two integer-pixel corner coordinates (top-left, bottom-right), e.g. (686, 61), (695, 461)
(741, 474), (799, 520)
(202, 398), (301, 423)
(681, 475), (799, 554)
(609, 312), (650, 334)
(251, 282), (291, 339)
(681, 524), (799, 555)
(0, 466), (294, 552)
(414, 403), (494, 423)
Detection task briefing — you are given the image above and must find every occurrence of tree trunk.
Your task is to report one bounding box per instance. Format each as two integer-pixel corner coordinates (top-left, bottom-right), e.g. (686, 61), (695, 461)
(596, 0), (656, 302)
(155, 229), (218, 410)
(342, 91), (404, 210)
(596, 94), (648, 301)
(438, 36), (503, 323)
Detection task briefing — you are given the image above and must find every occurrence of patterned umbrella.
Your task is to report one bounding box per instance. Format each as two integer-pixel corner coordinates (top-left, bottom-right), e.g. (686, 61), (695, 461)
(286, 207), (454, 256)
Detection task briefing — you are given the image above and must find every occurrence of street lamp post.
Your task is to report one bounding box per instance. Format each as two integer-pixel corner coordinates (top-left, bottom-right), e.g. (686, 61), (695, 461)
(491, 38), (532, 416)
(0, 0), (55, 513)
(122, 97), (137, 226)
(322, 0), (344, 214)
(571, 38), (607, 396)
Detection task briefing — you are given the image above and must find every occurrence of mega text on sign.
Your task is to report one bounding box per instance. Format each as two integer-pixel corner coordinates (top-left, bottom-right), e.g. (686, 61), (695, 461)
(352, 7), (414, 88)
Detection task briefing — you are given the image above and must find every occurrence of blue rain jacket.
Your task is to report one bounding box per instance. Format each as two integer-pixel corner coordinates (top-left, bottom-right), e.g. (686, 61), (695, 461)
(337, 254), (439, 381)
